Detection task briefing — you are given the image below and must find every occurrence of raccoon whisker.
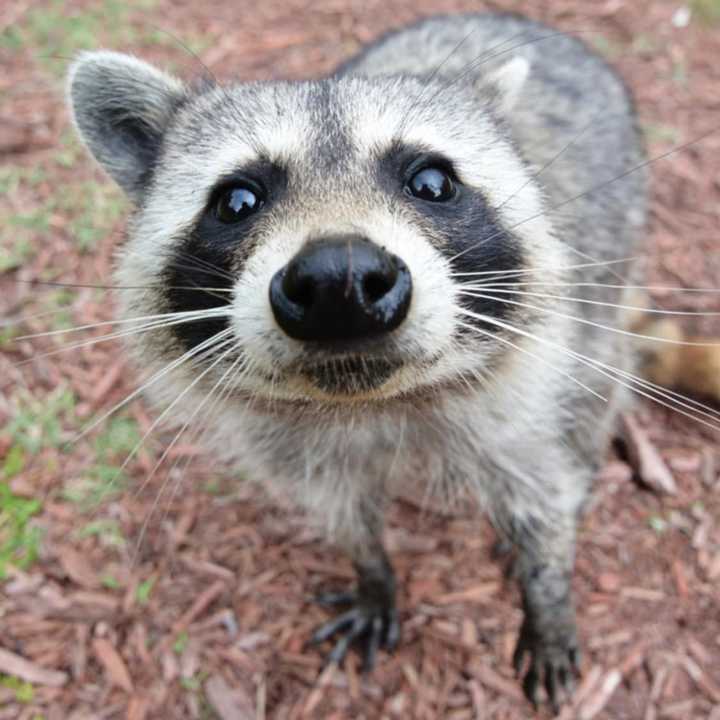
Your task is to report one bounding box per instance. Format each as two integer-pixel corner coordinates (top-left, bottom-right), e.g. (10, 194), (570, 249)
(131, 344), (247, 506)
(168, 350), (257, 492)
(458, 290), (720, 348)
(495, 114), (600, 211)
(458, 309), (720, 430)
(14, 308), (232, 365)
(455, 319), (605, 401)
(457, 287), (720, 317)
(69, 327), (235, 445)
(166, 255), (236, 283)
(460, 279), (720, 294)
(130, 342), (246, 565)
(14, 308), (233, 341)
(462, 315), (720, 425)
(151, 350), (253, 548)
(462, 300), (720, 425)
(1, 305), (85, 329)
(418, 29), (597, 124)
(141, 25), (261, 156)
(396, 26), (480, 137)
(96, 335), (239, 504)
(9, 278), (233, 293)
(558, 340), (720, 431)
(449, 256), (639, 279)
(449, 124), (720, 265)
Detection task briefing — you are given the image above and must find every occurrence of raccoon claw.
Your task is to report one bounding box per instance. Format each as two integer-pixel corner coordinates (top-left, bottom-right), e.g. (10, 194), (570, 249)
(310, 592), (400, 672)
(513, 618), (581, 714)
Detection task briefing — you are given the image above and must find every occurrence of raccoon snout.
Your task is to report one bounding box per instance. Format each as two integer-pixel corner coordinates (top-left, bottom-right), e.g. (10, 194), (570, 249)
(269, 236), (412, 342)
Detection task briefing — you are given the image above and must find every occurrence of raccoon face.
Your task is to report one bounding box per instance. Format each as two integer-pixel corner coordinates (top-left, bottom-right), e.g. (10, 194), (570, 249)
(68, 52), (567, 403)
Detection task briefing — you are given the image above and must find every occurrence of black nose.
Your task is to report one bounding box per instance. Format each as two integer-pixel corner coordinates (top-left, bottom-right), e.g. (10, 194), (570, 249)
(269, 236), (412, 342)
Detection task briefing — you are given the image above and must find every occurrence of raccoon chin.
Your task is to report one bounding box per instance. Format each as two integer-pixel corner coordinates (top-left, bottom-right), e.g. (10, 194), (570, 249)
(298, 356), (400, 396)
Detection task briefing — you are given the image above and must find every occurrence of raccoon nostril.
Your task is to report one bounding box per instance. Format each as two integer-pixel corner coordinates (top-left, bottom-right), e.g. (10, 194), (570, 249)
(363, 270), (396, 304)
(282, 270), (315, 308)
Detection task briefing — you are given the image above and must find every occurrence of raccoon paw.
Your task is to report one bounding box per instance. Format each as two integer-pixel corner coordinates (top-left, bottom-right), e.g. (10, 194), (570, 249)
(309, 590), (400, 672)
(512, 616), (581, 714)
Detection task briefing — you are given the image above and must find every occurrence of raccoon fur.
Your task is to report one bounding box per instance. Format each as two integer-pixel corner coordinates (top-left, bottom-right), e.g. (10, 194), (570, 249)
(67, 12), (649, 711)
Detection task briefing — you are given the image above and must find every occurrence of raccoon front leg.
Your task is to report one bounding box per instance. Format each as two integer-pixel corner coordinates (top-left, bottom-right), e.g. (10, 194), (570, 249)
(310, 512), (399, 671)
(506, 514), (581, 712)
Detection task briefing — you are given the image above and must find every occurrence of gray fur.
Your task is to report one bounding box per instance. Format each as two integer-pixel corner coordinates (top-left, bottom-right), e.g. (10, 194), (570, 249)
(67, 12), (646, 709)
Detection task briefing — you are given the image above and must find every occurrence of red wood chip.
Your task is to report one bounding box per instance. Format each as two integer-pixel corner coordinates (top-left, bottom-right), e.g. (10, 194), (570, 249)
(0, 647), (68, 687)
(204, 675), (254, 720)
(91, 637), (134, 693)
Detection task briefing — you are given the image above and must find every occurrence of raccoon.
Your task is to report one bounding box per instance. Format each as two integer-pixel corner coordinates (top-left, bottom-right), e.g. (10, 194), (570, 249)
(67, 12), (650, 711)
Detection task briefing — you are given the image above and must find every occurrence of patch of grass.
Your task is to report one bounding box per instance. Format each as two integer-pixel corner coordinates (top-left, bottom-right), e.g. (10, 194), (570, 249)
(180, 675), (202, 691)
(0, 183), (69, 272)
(0, 216), (41, 272)
(59, 180), (126, 253)
(5, 387), (76, 455)
(41, 289), (76, 332)
(53, 131), (84, 169)
(630, 33), (659, 57)
(641, 123), (682, 147)
(63, 415), (141, 510)
(173, 630), (189, 654)
(136, 576), (155, 604)
(1, 0), (155, 72)
(77, 519), (126, 549)
(0, 327), (19, 350)
(101, 574), (121, 589)
(0, 483), (42, 579)
(590, 35), (623, 60)
(3, 445), (26, 479)
(648, 515), (668, 534)
(671, 58), (688, 87)
(94, 416), (142, 459)
(691, 0), (720, 24)
(62, 468), (127, 509)
(0, 674), (35, 703)
(0, 165), (48, 196)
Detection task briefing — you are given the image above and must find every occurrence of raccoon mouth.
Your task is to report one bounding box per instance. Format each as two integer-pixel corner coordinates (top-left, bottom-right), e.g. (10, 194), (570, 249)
(297, 356), (401, 394)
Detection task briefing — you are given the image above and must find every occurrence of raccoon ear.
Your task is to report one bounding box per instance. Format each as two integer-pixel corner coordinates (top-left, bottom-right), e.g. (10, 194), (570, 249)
(67, 51), (186, 201)
(485, 56), (530, 114)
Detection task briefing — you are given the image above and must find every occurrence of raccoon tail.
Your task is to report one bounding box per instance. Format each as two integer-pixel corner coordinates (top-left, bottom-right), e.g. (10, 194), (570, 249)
(628, 299), (720, 403)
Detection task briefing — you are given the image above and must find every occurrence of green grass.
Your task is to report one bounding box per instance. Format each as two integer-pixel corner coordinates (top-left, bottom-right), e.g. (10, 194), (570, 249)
(0, 166), (48, 196)
(691, 0), (720, 24)
(136, 576), (155, 604)
(641, 123), (682, 147)
(62, 415), (142, 510)
(648, 515), (668, 534)
(0, 207), (48, 272)
(0, 674), (35, 703)
(629, 33), (659, 57)
(590, 35), (623, 60)
(59, 180), (126, 253)
(77, 519), (126, 549)
(5, 387), (76, 455)
(173, 630), (190, 654)
(0, 0), (154, 71)
(0, 483), (42, 579)
(1, 0), (217, 78)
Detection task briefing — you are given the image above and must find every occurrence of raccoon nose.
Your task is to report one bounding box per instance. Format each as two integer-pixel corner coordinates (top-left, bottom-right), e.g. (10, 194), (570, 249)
(269, 236), (412, 342)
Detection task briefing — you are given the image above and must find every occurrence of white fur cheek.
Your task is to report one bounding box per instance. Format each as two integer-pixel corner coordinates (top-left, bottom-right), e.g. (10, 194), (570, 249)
(230, 229), (306, 370)
(362, 210), (458, 356)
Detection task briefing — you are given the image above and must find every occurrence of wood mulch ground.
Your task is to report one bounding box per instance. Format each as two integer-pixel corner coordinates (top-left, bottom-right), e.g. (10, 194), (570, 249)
(1, 1), (719, 718)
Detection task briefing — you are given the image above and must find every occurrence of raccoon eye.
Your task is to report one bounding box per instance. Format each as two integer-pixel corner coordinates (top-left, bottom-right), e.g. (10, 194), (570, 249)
(405, 166), (455, 202)
(214, 184), (264, 223)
